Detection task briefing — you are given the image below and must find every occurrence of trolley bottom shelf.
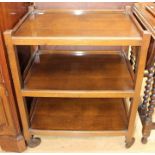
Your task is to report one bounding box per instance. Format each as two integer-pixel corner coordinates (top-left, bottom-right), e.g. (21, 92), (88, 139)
(30, 98), (128, 135)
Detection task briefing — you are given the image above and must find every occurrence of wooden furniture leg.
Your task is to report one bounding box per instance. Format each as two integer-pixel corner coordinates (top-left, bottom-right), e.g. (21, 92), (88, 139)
(130, 46), (138, 73)
(4, 31), (41, 148)
(130, 47), (135, 66)
(125, 33), (151, 148)
(139, 66), (155, 122)
(142, 73), (155, 144)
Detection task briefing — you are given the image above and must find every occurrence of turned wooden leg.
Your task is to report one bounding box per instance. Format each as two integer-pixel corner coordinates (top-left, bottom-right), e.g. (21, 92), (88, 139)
(130, 47), (137, 72)
(142, 74), (155, 144)
(130, 47), (134, 65)
(139, 66), (155, 122)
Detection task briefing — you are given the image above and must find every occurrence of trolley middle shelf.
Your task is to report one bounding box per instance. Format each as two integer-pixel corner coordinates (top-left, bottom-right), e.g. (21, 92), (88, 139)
(22, 50), (134, 98)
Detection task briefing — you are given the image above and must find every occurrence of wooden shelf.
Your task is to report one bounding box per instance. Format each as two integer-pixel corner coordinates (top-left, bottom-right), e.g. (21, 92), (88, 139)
(30, 98), (128, 135)
(23, 51), (134, 98)
(12, 9), (142, 46)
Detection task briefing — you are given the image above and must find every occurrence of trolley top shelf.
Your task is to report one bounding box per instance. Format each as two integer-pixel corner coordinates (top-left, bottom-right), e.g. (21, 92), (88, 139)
(10, 8), (145, 45)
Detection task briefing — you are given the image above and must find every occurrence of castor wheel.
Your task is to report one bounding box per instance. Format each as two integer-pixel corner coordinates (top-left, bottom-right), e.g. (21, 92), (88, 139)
(125, 137), (135, 148)
(141, 137), (148, 144)
(27, 137), (41, 148)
